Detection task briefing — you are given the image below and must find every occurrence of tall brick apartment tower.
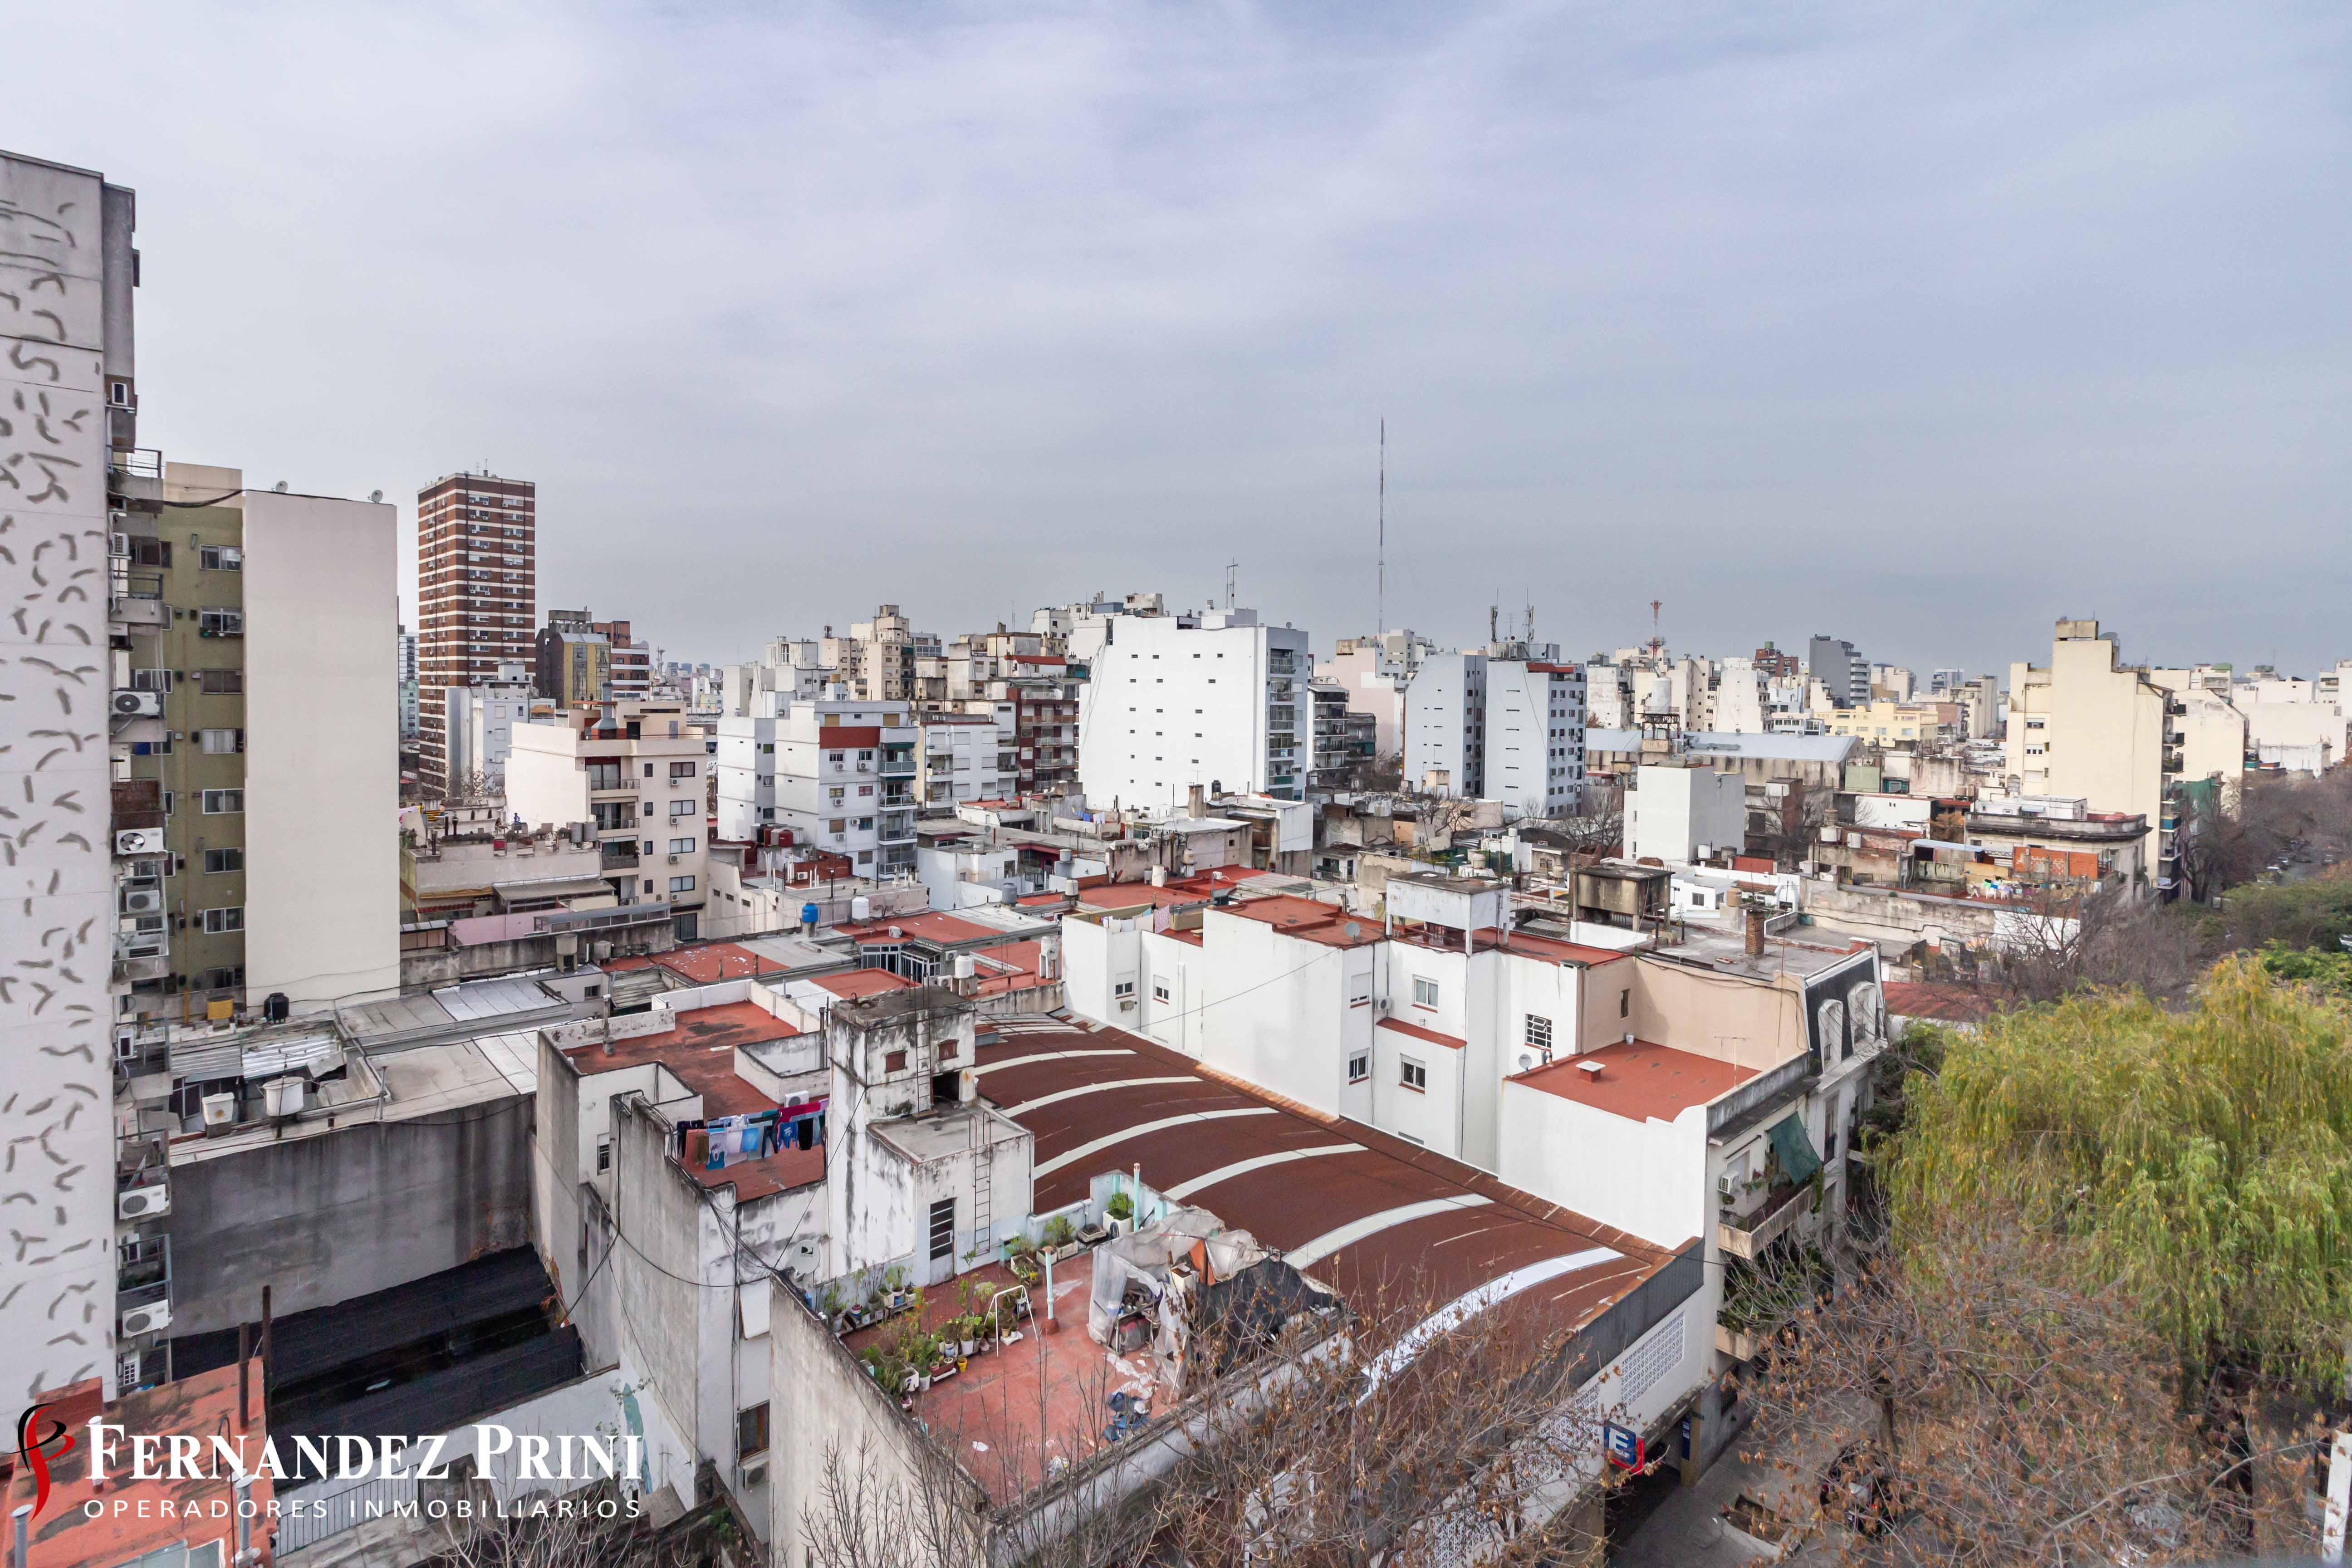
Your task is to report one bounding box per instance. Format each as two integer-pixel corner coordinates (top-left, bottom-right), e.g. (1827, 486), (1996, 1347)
(416, 471), (535, 794)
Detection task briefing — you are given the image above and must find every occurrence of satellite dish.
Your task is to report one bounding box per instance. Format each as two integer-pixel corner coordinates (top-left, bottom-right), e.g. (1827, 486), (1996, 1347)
(1345, 921), (1361, 940)
(369, 489), (384, 504)
(271, 480), (289, 493)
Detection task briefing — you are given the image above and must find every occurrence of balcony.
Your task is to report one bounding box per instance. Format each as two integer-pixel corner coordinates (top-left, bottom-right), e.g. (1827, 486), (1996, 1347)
(879, 750), (917, 778)
(118, 1230), (171, 1298)
(1716, 1181), (1808, 1261)
(600, 844), (642, 871)
(108, 568), (169, 630)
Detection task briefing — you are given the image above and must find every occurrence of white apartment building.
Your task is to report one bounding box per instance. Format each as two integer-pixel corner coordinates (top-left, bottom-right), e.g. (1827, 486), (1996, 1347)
(917, 709), (1011, 806)
(507, 701), (710, 939)
(715, 693), (919, 875)
(1625, 762), (1748, 865)
(1076, 607), (1310, 809)
(1403, 652), (1488, 796)
(442, 661), (534, 794)
(1403, 649), (1584, 815)
(1485, 658), (1587, 817)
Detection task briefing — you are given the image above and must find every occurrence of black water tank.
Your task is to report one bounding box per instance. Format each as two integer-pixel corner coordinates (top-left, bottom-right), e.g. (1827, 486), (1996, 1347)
(263, 991), (290, 1023)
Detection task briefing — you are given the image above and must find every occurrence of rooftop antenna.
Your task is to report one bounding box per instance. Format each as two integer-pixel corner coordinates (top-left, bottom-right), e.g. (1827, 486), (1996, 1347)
(1225, 559), (1238, 612)
(1489, 600), (1499, 647)
(1648, 598), (1665, 663)
(1377, 418), (1385, 637)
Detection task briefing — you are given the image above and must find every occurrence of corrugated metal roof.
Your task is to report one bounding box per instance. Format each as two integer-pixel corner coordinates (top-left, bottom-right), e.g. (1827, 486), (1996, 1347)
(241, 1032), (341, 1081)
(435, 975), (556, 1022)
(168, 1037), (243, 1082)
(471, 1030), (541, 1094)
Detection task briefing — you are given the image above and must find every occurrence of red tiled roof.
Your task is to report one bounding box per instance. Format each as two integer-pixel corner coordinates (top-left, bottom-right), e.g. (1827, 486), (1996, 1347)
(1378, 1016), (1465, 1050)
(1883, 980), (1994, 1023)
(1219, 895), (1378, 947)
(837, 910), (999, 945)
(1510, 1039), (1761, 1123)
(810, 968), (918, 1000)
(647, 941), (783, 985)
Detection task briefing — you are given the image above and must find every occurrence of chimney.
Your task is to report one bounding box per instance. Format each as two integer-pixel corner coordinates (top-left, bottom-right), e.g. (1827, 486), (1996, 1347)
(1744, 905), (1766, 959)
(1187, 783), (1206, 819)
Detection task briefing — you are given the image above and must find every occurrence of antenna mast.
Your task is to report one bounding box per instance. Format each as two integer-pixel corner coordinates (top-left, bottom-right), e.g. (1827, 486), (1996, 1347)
(1377, 418), (1385, 637)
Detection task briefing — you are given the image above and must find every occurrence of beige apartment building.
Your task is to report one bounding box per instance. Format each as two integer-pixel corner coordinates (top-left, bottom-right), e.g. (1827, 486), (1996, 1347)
(2007, 619), (2241, 896)
(505, 701), (711, 941)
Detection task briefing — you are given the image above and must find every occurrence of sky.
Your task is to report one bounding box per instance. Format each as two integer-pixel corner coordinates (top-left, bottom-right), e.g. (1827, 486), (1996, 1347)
(12, 2), (2349, 679)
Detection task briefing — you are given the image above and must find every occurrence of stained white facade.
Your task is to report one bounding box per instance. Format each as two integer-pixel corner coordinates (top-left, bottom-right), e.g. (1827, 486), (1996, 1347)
(1483, 661), (1587, 818)
(715, 695), (918, 874)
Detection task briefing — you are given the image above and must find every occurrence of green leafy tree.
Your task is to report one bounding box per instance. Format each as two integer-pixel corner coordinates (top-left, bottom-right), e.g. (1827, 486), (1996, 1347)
(1889, 957), (2352, 1389)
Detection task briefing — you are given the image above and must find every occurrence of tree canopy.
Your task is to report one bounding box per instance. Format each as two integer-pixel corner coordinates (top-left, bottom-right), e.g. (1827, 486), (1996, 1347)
(1888, 958), (2352, 1389)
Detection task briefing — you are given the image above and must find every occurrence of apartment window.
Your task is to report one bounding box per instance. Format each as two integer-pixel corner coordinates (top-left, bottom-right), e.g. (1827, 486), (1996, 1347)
(197, 668), (243, 695)
(1619, 987), (1631, 1019)
(596, 1137), (611, 1174)
(669, 761), (695, 779)
(201, 789), (242, 813)
(1152, 979), (1171, 1003)
(644, 879), (657, 895)
(641, 801), (655, 818)
(1113, 980), (1136, 999)
(828, 818), (847, 834)
(928, 1198), (956, 1263)
(643, 763), (655, 778)
(858, 784), (873, 797)
(669, 799), (696, 820)
(668, 837), (696, 855)
(202, 848), (243, 874)
(1399, 1057), (1427, 1093)
(201, 906), (244, 934)
(198, 608), (243, 637)
(1524, 1014), (1552, 1056)
(198, 728), (244, 754)
(828, 751), (844, 764)
(1348, 1052), (1369, 1084)
(131, 668), (172, 693)
(670, 876), (696, 894)
(1412, 976), (1438, 1009)
(197, 544), (242, 571)
(737, 1403), (771, 1460)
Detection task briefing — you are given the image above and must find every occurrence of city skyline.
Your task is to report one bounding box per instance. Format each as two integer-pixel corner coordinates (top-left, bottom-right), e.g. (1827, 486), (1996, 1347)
(11, 2), (2347, 679)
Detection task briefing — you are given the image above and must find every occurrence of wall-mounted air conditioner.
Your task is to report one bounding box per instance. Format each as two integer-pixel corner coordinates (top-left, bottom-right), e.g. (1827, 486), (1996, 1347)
(118, 1185), (170, 1220)
(120, 1302), (172, 1338)
(121, 888), (162, 916)
(113, 689), (164, 718)
(116, 828), (166, 857)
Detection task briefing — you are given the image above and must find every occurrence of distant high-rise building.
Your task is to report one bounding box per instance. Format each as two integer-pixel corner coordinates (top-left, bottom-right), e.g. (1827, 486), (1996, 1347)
(416, 471), (536, 792)
(1808, 635), (1869, 707)
(397, 623), (420, 741)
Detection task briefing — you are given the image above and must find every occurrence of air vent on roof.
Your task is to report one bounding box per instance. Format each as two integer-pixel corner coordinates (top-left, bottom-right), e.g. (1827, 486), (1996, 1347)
(1577, 1058), (1607, 1079)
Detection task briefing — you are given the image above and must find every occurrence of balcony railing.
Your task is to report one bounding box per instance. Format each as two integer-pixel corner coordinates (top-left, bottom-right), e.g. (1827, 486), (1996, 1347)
(1716, 1181), (1808, 1261)
(600, 845), (641, 870)
(879, 752), (917, 777)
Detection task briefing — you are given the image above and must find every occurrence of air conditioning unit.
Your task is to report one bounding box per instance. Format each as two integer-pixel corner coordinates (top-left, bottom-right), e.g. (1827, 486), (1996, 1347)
(120, 1302), (172, 1338)
(116, 828), (166, 857)
(118, 1185), (170, 1220)
(113, 689), (164, 718)
(110, 531), (132, 558)
(738, 1460), (768, 1491)
(121, 888), (162, 916)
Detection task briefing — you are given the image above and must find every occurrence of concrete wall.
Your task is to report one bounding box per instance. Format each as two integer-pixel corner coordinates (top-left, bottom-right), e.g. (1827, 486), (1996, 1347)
(1498, 1084), (1708, 1250)
(610, 1094), (714, 1510)
(243, 490), (400, 1006)
(0, 153), (126, 1400)
(1629, 764), (1746, 865)
(1198, 909), (1358, 1119)
(1078, 612), (1300, 810)
(167, 1096), (533, 1335)
(1403, 652), (1484, 796)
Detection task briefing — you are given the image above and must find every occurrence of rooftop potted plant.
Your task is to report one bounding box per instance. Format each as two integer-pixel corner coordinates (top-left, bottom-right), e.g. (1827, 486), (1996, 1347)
(1104, 1190), (1135, 1236)
(1043, 1214), (1080, 1262)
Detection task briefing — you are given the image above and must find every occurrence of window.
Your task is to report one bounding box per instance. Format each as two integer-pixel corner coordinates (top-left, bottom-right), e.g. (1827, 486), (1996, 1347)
(669, 799), (696, 819)
(198, 728), (244, 754)
(736, 1402), (771, 1460)
(596, 1137), (611, 1174)
(669, 875), (696, 894)
(1399, 1057), (1427, 1093)
(1152, 979), (1171, 1003)
(1524, 1014), (1552, 1056)
(131, 667), (172, 693)
(1347, 1052), (1369, 1084)
(643, 763), (655, 778)
(198, 608), (243, 637)
(1113, 980), (1136, 999)
(670, 761), (696, 779)
(201, 789), (243, 814)
(202, 848), (243, 874)
(668, 837), (696, 854)
(885, 1049), (908, 1074)
(197, 668), (243, 695)
(1412, 976), (1438, 1009)
(198, 544), (242, 571)
(201, 906), (244, 934)
(928, 1198), (956, 1262)
(1619, 987), (1631, 1019)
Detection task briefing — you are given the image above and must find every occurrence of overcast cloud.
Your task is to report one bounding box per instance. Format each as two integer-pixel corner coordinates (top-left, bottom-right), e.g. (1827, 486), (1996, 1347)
(11, 2), (2348, 677)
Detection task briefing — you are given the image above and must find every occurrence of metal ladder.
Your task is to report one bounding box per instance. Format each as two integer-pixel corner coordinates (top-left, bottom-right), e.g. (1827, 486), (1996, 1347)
(970, 1107), (993, 1262)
